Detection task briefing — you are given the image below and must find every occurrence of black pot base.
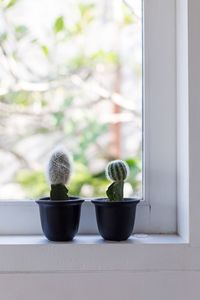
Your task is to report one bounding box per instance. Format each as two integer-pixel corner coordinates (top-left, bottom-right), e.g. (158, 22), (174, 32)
(36, 197), (84, 242)
(92, 198), (140, 241)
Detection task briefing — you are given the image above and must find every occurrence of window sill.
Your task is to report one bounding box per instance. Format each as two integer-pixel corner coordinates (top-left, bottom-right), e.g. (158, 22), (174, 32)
(0, 201), (176, 235)
(0, 234), (195, 274)
(0, 234), (185, 245)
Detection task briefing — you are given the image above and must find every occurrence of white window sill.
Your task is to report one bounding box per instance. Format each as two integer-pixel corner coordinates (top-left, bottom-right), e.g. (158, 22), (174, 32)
(0, 234), (185, 245)
(0, 234), (194, 274)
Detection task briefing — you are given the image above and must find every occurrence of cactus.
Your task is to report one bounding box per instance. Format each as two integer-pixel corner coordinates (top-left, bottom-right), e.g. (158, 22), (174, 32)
(105, 160), (129, 202)
(47, 147), (72, 200)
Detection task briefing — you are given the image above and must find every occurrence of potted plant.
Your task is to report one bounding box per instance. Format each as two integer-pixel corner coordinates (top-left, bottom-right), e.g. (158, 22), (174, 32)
(36, 147), (84, 241)
(92, 160), (140, 241)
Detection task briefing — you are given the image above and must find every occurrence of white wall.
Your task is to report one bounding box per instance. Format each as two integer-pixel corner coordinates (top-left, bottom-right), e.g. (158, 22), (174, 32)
(1, 272), (200, 300)
(176, 0), (189, 240)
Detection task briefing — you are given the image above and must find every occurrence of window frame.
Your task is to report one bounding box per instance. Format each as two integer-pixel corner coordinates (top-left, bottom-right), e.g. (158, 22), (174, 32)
(0, 0), (177, 235)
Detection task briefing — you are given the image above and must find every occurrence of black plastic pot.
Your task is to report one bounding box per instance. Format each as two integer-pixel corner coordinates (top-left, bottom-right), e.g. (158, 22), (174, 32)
(36, 197), (84, 241)
(92, 198), (140, 241)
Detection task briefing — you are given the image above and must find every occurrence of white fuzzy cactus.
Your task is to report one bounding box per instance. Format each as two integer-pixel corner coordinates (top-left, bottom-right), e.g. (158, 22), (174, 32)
(47, 147), (72, 185)
(46, 147), (72, 200)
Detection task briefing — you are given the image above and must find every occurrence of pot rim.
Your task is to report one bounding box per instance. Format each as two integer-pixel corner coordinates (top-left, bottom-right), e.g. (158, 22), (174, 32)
(91, 197), (140, 206)
(36, 196), (84, 205)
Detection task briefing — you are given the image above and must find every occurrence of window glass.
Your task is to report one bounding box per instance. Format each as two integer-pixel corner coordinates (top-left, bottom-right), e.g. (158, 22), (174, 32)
(0, 0), (142, 199)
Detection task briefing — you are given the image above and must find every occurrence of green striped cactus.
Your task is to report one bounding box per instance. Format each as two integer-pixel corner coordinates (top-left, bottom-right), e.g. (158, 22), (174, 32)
(105, 160), (129, 202)
(106, 160), (129, 182)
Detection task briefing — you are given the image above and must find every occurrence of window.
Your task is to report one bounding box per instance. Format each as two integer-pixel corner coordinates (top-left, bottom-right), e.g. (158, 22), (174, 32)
(0, 0), (142, 200)
(0, 0), (177, 234)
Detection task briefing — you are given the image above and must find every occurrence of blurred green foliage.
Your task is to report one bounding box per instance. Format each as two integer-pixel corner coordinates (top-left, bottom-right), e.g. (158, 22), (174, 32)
(73, 3), (95, 34)
(6, 0), (17, 9)
(16, 158), (141, 199)
(15, 25), (29, 40)
(41, 45), (49, 57)
(69, 50), (120, 71)
(16, 170), (49, 199)
(0, 0), (142, 199)
(121, 2), (136, 25)
(54, 16), (65, 33)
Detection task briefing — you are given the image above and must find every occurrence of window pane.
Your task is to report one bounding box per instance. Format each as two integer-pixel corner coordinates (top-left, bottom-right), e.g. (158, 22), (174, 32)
(0, 0), (142, 199)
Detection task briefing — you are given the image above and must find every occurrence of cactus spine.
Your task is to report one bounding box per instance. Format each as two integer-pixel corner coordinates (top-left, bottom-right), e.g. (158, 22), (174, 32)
(106, 160), (129, 202)
(47, 147), (72, 200)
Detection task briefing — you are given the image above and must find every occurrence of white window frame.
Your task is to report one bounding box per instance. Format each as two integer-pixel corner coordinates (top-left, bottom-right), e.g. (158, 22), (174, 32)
(0, 0), (177, 235)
